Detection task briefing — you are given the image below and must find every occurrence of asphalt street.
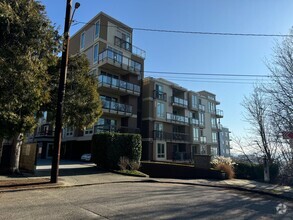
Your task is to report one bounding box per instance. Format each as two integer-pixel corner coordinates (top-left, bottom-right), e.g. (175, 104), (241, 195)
(0, 181), (292, 220)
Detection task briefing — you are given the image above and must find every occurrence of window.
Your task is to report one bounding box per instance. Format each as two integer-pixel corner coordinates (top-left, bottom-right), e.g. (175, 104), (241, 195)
(191, 95), (198, 108)
(208, 102), (216, 113)
(211, 147), (218, 156)
(155, 123), (163, 131)
(157, 102), (165, 118)
(193, 127), (199, 141)
(212, 132), (217, 143)
(211, 117), (217, 128)
(122, 32), (131, 50)
(95, 21), (100, 38)
(200, 145), (207, 155)
(157, 143), (165, 159)
(199, 112), (205, 126)
(66, 127), (73, 136)
(84, 126), (93, 135)
(80, 32), (85, 49)
(93, 44), (99, 63)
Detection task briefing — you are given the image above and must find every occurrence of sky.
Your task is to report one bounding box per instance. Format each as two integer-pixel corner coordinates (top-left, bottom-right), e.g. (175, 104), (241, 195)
(40, 0), (293, 143)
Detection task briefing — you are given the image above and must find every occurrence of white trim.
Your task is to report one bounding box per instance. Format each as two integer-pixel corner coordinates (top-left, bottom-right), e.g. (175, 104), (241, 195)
(155, 141), (167, 161)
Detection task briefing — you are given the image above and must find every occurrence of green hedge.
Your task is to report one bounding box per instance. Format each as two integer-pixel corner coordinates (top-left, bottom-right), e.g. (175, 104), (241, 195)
(91, 132), (142, 169)
(234, 162), (279, 182)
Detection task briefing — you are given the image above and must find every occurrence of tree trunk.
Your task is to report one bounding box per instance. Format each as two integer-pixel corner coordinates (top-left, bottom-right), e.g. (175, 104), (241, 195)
(0, 137), (3, 166)
(9, 133), (23, 174)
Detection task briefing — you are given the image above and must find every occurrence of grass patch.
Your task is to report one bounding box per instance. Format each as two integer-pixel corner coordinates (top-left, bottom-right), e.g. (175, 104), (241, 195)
(114, 169), (148, 177)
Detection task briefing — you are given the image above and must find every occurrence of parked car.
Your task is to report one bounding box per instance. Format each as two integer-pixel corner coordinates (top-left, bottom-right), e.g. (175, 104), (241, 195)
(81, 153), (92, 162)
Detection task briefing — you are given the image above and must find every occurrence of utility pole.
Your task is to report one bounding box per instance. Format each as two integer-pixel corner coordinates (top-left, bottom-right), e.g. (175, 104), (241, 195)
(51, 0), (72, 183)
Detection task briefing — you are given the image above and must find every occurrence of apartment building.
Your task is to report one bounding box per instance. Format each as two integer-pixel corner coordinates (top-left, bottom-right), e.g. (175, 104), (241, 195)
(141, 77), (223, 161)
(219, 126), (232, 157)
(31, 12), (145, 160)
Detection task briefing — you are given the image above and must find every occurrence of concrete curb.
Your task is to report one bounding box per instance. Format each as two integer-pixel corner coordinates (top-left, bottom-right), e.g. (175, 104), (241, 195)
(0, 178), (292, 202)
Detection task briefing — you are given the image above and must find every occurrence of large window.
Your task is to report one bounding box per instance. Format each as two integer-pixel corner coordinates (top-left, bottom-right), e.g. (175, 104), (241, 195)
(208, 102), (216, 113)
(66, 127), (73, 136)
(212, 132), (218, 143)
(95, 21), (100, 39)
(156, 102), (165, 118)
(84, 126), (93, 135)
(80, 32), (85, 49)
(157, 143), (165, 159)
(193, 127), (199, 141)
(191, 95), (198, 108)
(211, 117), (217, 128)
(199, 112), (205, 126)
(93, 44), (99, 63)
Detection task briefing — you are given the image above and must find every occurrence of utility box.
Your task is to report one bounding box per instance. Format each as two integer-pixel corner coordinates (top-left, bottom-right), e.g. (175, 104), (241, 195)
(19, 143), (37, 173)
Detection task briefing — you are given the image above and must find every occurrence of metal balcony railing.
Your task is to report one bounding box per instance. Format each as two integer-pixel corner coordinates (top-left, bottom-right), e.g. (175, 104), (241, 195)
(102, 100), (133, 114)
(98, 49), (142, 73)
(153, 90), (167, 101)
(172, 96), (188, 107)
(166, 113), (189, 124)
(98, 75), (140, 94)
(94, 125), (140, 134)
(172, 152), (192, 161)
(153, 130), (190, 142)
(114, 36), (146, 59)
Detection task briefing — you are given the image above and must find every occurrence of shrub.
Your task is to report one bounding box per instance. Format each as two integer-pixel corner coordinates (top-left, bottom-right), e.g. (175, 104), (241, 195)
(129, 161), (141, 171)
(215, 163), (235, 179)
(211, 156), (235, 179)
(91, 132), (142, 170)
(118, 156), (130, 171)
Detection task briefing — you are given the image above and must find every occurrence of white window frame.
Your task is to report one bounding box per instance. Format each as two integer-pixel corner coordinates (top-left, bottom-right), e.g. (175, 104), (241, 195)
(193, 127), (199, 142)
(93, 43), (99, 63)
(84, 126), (94, 136)
(156, 101), (165, 118)
(212, 132), (218, 143)
(156, 142), (166, 160)
(66, 127), (73, 137)
(95, 20), (100, 39)
(80, 32), (85, 50)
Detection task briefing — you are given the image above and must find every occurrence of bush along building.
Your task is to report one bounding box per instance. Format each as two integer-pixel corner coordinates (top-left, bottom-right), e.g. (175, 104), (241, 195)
(29, 12), (145, 160)
(141, 77), (224, 162)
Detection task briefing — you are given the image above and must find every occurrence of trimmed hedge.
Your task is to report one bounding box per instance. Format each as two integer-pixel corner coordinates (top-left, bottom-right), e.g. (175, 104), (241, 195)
(91, 132), (142, 169)
(234, 162), (279, 182)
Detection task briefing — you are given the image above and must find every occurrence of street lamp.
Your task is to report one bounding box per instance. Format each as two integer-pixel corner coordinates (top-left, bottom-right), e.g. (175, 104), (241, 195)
(51, 0), (80, 183)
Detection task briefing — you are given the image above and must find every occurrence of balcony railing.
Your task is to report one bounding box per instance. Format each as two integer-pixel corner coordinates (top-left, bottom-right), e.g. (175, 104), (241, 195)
(172, 152), (192, 161)
(114, 36), (146, 59)
(98, 75), (140, 94)
(216, 109), (224, 118)
(35, 130), (54, 137)
(199, 104), (205, 111)
(200, 136), (207, 144)
(190, 118), (199, 126)
(153, 90), (167, 101)
(102, 100), (133, 114)
(172, 96), (188, 107)
(94, 125), (140, 134)
(153, 130), (190, 142)
(166, 113), (189, 124)
(98, 49), (142, 74)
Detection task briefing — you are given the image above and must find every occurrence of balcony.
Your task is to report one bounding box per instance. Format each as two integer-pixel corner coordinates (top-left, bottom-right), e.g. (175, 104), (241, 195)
(98, 75), (140, 96)
(94, 125), (140, 134)
(199, 104), (205, 111)
(172, 96), (188, 108)
(114, 36), (146, 59)
(190, 118), (199, 126)
(166, 113), (189, 124)
(216, 109), (224, 118)
(153, 90), (167, 101)
(35, 130), (54, 138)
(153, 130), (190, 142)
(98, 49), (142, 75)
(200, 136), (207, 144)
(102, 100), (133, 116)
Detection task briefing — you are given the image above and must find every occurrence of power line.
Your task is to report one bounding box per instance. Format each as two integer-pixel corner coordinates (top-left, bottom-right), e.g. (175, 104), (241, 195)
(144, 70), (270, 77)
(73, 20), (293, 38)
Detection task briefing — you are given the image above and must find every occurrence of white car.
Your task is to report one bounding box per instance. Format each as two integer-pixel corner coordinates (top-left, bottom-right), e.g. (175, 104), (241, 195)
(81, 153), (92, 162)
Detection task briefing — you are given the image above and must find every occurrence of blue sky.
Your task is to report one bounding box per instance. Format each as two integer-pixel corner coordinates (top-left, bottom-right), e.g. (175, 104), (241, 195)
(40, 0), (293, 140)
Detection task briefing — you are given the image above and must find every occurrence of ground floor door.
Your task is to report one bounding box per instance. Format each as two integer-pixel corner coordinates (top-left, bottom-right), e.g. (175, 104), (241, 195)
(156, 142), (166, 160)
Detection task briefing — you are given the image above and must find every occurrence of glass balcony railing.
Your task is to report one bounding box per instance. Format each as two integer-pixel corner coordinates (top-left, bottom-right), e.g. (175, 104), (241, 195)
(190, 118), (199, 126)
(98, 75), (140, 94)
(200, 136), (207, 144)
(114, 36), (146, 59)
(153, 90), (167, 101)
(98, 49), (142, 73)
(102, 100), (133, 114)
(216, 109), (224, 117)
(199, 104), (205, 111)
(172, 96), (188, 107)
(166, 113), (189, 124)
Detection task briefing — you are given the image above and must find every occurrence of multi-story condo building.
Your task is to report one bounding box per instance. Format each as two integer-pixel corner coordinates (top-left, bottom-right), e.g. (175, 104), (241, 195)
(219, 126), (232, 157)
(141, 77), (223, 161)
(30, 12), (145, 160)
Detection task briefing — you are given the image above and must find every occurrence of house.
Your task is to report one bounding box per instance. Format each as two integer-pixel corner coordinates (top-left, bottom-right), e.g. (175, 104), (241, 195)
(141, 77), (223, 162)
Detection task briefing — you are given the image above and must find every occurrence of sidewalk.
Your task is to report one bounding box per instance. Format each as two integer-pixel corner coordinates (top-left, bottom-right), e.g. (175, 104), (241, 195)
(1, 160), (293, 201)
